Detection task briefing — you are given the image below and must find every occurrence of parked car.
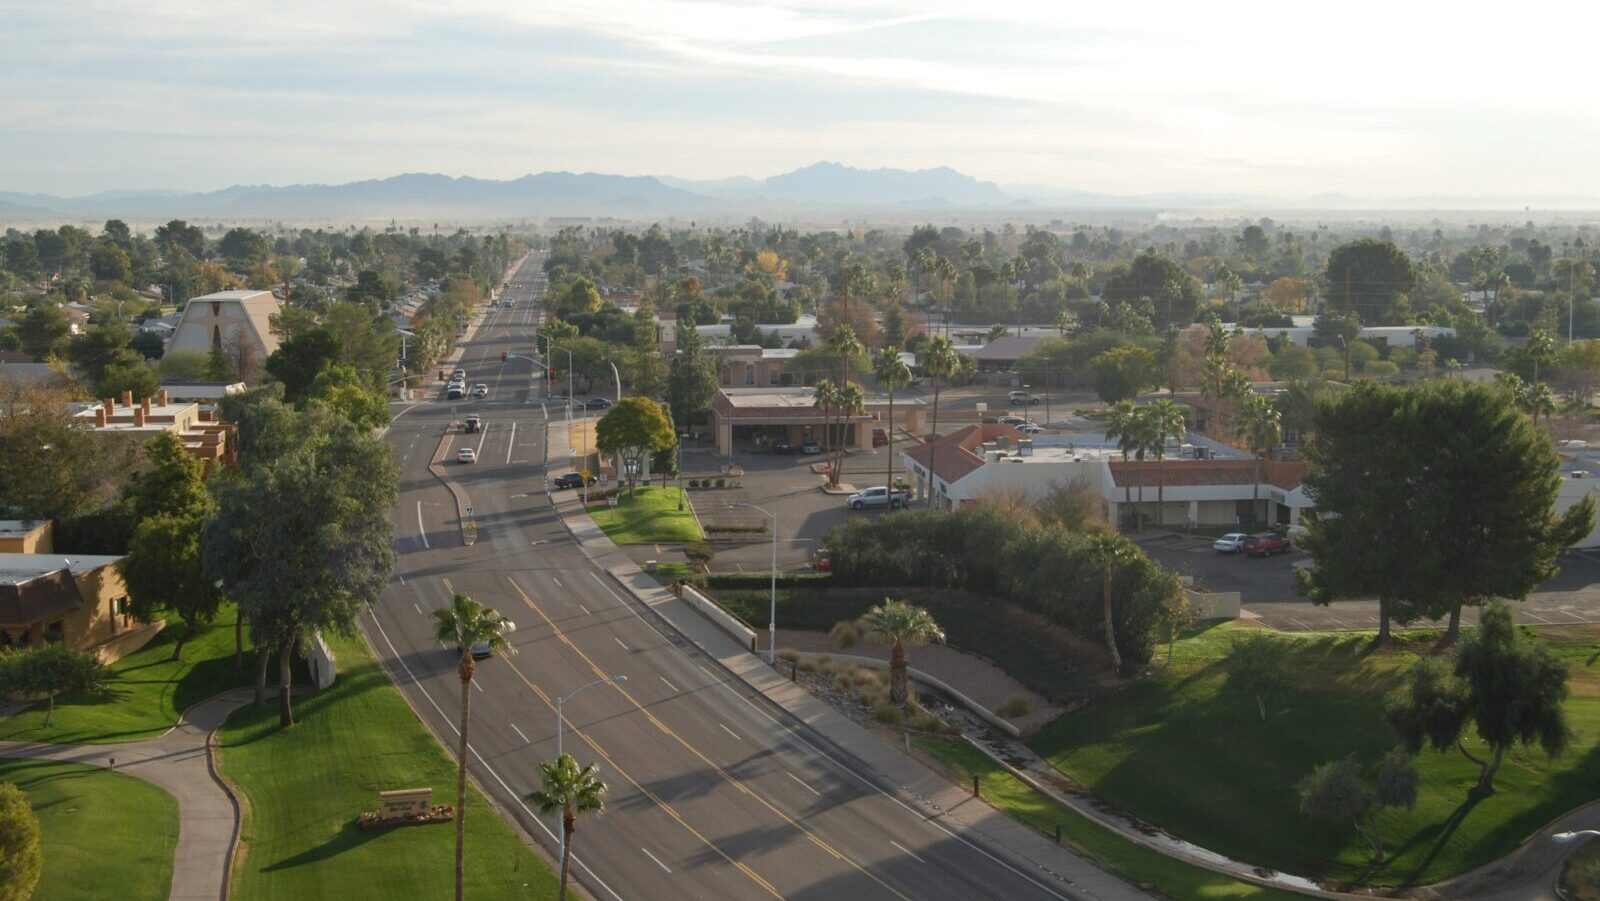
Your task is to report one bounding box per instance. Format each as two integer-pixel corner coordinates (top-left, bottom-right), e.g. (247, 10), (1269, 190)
(464, 414), (481, 433)
(872, 428), (888, 447)
(456, 448), (477, 464)
(771, 438), (794, 454)
(585, 397), (612, 410)
(800, 438), (822, 454)
(1242, 533), (1292, 557)
(471, 383), (489, 398)
(848, 486), (909, 510)
(1213, 532), (1248, 553)
(998, 415), (1028, 426)
(553, 471), (597, 489)
(1019, 423), (1045, 434)
(1008, 390), (1040, 405)
(810, 547), (831, 572)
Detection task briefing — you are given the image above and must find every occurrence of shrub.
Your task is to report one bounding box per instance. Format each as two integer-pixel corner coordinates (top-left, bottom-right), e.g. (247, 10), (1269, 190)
(776, 649), (801, 664)
(872, 704), (903, 725)
(683, 542), (715, 567)
(688, 478), (700, 488)
(997, 697), (1033, 718)
(715, 477), (726, 488)
(0, 782), (41, 900)
(833, 673), (855, 693)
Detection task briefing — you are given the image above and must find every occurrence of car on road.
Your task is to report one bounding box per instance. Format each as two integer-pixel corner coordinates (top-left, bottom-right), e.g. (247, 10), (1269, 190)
(585, 397), (612, 410)
(872, 428), (888, 447)
(1213, 532), (1248, 553)
(464, 414), (481, 433)
(471, 383), (489, 398)
(800, 438), (822, 454)
(452, 369), (467, 381)
(1009, 390), (1041, 405)
(446, 385), (465, 400)
(771, 438), (794, 454)
(464, 617), (513, 659)
(848, 486), (909, 510)
(1019, 423), (1045, 434)
(456, 447), (477, 464)
(998, 415), (1028, 426)
(1242, 533), (1292, 557)
(553, 471), (598, 489)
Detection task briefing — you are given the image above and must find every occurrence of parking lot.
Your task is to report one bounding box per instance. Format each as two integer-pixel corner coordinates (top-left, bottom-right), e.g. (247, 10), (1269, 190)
(1138, 531), (1600, 632)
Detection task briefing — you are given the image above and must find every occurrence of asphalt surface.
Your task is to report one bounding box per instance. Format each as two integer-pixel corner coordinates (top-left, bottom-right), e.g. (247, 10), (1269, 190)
(365, 255), (1094, 901)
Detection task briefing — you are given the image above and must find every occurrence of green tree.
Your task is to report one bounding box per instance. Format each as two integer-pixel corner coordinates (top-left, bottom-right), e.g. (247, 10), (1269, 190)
(1086, 533), (1134, 674)
(595, 397), (676, 494)
(0, 645), (110, 727)
(831, 599), (944, 706)
(218, 228), (271, 269)
(1233, 393), (1283, 529)
(122, 512), (221, 660)
(1223, 631), (1291, 720)
(919, 336), (962, 503)
(1101, 252), (1202, 328)
(1297, 750), (1417, 863)
(304, 364), (389, 430)
(1525, 328), (1556, 386)
(0, 380), (130, 527)
(1387, 600), (1571, 794)
(1325, 239), (1416, 326)
(529, 754), (607, 901)
(15, 304), (69, 361)
(1104, 400), (1142, 525)
(1090, 345), (1156, 403)
(666, 322), (717, 427)
(1142, 399), (1187, 528)
(265, 328), (342, 404)
(127, 431), (209, 522)
(0, 781), (41, 901)
(432, 593), (516, 901)
(823, 326), (866, 486)
(874, 346), (912, 493)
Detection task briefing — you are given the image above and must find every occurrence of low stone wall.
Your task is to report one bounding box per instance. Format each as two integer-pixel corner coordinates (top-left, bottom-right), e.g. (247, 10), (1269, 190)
(1187, 588), (1241, 620)
(679, 584), (759, 651)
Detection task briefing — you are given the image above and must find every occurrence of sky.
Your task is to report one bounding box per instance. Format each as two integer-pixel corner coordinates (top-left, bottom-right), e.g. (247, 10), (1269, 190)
(5, 0), (1600, 200)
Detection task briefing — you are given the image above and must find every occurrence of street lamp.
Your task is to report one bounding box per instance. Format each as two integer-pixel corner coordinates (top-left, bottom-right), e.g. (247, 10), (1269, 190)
(728, 502), (778, 663)
(553, 674), (625, 857)
(1553, 830), (1600, 843)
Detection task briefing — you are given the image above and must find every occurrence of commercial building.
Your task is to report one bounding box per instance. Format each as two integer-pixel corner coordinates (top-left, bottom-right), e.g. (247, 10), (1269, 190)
(0, 521), (156, 662)
(168, 289), (282, 381)
(74, 389), (235, 465)
(709, 387), (924, 457)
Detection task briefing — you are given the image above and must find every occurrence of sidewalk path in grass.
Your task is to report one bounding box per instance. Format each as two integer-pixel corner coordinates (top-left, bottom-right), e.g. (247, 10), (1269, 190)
(0, 688), (251, 901)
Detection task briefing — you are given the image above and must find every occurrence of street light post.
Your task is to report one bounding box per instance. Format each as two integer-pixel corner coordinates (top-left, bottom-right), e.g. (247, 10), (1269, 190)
(553, 674), (626, 857)
(729, 502), (778, 663)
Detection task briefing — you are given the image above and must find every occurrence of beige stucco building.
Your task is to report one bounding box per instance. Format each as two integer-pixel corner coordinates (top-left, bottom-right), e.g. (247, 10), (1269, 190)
(0, 522), (157, 662)
(169, 289), (282, 382)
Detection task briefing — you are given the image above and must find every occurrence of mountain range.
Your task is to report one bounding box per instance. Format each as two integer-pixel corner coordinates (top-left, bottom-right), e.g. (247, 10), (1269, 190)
(3, 162), (1598, 222)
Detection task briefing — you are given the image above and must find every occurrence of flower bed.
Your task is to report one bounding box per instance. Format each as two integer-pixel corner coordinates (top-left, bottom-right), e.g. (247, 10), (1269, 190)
(355, 804), (455, 831)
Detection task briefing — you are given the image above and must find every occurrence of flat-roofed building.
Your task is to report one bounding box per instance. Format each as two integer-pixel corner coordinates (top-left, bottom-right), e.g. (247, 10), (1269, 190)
(74, 389), (234, 466)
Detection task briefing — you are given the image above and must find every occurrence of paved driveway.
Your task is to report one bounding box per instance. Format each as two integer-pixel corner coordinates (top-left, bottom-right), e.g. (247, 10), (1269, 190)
(1137, 532), (1600, 632)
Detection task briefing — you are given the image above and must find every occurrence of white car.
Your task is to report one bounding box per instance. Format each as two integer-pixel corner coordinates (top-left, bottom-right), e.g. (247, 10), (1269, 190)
(456, 448), (477, 464)
(1213, 533), (1248, 554)
(471, 383), (489, 398)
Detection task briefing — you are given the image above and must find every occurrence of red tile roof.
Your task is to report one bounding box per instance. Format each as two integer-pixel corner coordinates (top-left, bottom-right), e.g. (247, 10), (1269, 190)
(1107, 458), (1306, 490)
(903, 423), (1025, 484)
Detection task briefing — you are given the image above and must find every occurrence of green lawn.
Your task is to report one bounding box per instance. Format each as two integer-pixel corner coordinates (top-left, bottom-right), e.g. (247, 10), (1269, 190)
(587, 487), (702, 543)
(1028, 623), (1600, 889)
(218, 631), (562, 900)
(915, 737), (1306, 901)
(0, 604), (249, 744)
(0, 757), (178, 900)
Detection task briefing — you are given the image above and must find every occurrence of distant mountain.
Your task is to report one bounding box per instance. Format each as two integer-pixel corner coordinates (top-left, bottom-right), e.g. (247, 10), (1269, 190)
(675, 162), (1012, 206)
(0, 198), (58, 218)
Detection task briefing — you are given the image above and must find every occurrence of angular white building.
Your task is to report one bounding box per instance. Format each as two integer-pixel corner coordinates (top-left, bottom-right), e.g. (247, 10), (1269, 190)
(168, 289), (282, 382)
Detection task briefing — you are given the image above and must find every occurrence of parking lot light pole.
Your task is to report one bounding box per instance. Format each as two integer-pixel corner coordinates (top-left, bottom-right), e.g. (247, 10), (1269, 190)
(729, 502), (778, 663)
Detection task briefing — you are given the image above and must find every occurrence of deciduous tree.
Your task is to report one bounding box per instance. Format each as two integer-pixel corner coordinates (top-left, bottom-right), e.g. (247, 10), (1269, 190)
(594, 397), (676, 494)
(0, 782), (41, 901)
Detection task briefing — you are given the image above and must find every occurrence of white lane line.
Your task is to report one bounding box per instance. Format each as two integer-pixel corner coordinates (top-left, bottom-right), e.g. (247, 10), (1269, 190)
(786, 772), (821, 796)
(718, 723), (742, 741)
(640, 847), (672, 874)
(890, 840), (927, 863)
(1524, 611), (1554, 624)
(416, 502), (430, 549)
(509, 723), (530, 744)
(579, 604), (590, 615)
(506, 422), (517, 464)
(553, 577), (563, 588)
(472, 679), (484, 693)
(659, 676), (679, 693)
(413, 603), (423, 615)
(398, 575), (405, 585)
(614, 637), (629, 650)
(475, 422), (491, 456)
(365, 612), (625, 901)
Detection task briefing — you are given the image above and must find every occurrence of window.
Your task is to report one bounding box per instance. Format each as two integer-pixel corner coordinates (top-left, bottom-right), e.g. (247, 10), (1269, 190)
(745, 365), (755, 386)
(769, 368), (780, 386)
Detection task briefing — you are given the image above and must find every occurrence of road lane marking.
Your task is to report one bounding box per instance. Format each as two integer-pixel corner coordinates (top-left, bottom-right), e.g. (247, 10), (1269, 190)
(553, 577), (563, 587)
(475, 422), (490, 456)
(786, 772), (821, 796)
(614, 637), (629, 650)
(510, 723), (529, 744)
(890, 840), (926, 863)
(506, 422), (517, 464)
(718, 723), (742, 741)
(363, 612), (625, 901)
(416, 502), (430, 549)
(413, 603), (423, 615)
(508, 576), (909, 901)
(473, 679), (484, 693)
(640, 847), (672, 874)
(659, 676), (678, 693)
(579, 604), (590, 615)
(398, 575), (405, 585)
(442, 577), (454, 593)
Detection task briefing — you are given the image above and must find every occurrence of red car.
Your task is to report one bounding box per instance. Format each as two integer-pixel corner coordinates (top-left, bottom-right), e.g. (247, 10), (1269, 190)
(1242, 533), (1291, 557)
(872, 428), (888, 447)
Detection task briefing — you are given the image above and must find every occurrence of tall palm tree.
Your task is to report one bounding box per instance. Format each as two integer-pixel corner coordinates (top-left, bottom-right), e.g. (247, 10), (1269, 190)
(831, 382), (865, 488)
(1087, 532), (1134, 675)
(432, 594), (516, 901)
(1105, 400), (1142, 528)
(1144, 399), (1188, 529)
(874, 346), (912, 494)
(1527, 328), (1556, 386)
(1234, 394), (1283, 530)
(529, 754), (607, 901)
(824, 326), (865, 480)
(919, 336), (960, 508)
(812, 377), (838, 467)
(833, 599), (945, 706)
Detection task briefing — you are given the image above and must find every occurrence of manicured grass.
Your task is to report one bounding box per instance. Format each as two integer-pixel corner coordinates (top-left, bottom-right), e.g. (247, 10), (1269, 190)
(587, 487), (703, 544)
(218, 631), (562, 900)
(915, 737), (1306, 901)
(1028, 623), (1600, 888)
(0, 604), (249, 744)
(0, 757), (178, 900)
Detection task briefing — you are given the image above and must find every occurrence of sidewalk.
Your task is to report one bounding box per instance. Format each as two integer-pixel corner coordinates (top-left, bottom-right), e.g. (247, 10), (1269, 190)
(0, 688), (250, 901)
(545, 423), (1151, 900)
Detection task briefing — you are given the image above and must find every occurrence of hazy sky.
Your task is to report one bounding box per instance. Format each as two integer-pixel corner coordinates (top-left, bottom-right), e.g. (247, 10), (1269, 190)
(5, 0), (1599, 199)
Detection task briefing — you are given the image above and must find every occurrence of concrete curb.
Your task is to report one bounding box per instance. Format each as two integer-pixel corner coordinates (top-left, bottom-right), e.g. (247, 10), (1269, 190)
(792, 651), (1022, 739)
(424, 423), (473, 544)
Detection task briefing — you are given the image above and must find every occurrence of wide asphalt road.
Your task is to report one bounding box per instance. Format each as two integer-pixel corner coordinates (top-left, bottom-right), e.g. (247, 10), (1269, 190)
(364, 255), (1094, 900)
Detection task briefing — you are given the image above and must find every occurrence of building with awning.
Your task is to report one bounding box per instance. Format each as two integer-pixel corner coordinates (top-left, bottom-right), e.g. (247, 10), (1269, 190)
(708, 387), (924, 457)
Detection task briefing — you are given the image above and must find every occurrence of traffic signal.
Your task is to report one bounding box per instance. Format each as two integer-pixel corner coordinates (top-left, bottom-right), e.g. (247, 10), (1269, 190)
(501, 351), (507, 362)
(548, 367), (556, 381)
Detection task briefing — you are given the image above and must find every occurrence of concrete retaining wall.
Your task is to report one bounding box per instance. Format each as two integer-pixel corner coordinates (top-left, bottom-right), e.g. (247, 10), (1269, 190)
(679, 585), (759, 650)
(800, 652), (1022, 739)
(1187, 588), (1241, 620)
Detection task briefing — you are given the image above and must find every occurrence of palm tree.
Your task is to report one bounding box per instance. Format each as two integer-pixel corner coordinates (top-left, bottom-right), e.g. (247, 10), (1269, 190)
(831, 382), (865, 488)
(1144, 399), (1188, 529)
(874, 346), (912, 495)
(833, 599), (944, 706)
(1105, 400), (1142, 528)
(812, 377), (838, 470)
(529, 754), (607, 901)
(1527, 329), (1556, 386)
(1087, 532), (1134, 675)
(824, 327), (865, 483)
(919, 336), (960, 508)
(1234, 394), (1283, 530)
(432, 594), (516, 901)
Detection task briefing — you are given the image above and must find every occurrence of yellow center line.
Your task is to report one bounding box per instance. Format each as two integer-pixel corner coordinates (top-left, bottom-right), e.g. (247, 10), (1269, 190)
(508, 576), (913, 901)
(495, 617), (783, 898)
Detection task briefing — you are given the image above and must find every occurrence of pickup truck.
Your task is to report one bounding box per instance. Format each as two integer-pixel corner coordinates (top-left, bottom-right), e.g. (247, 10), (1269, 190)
(847, 486), (909, 510)
(1242, 533), (1292, 557)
